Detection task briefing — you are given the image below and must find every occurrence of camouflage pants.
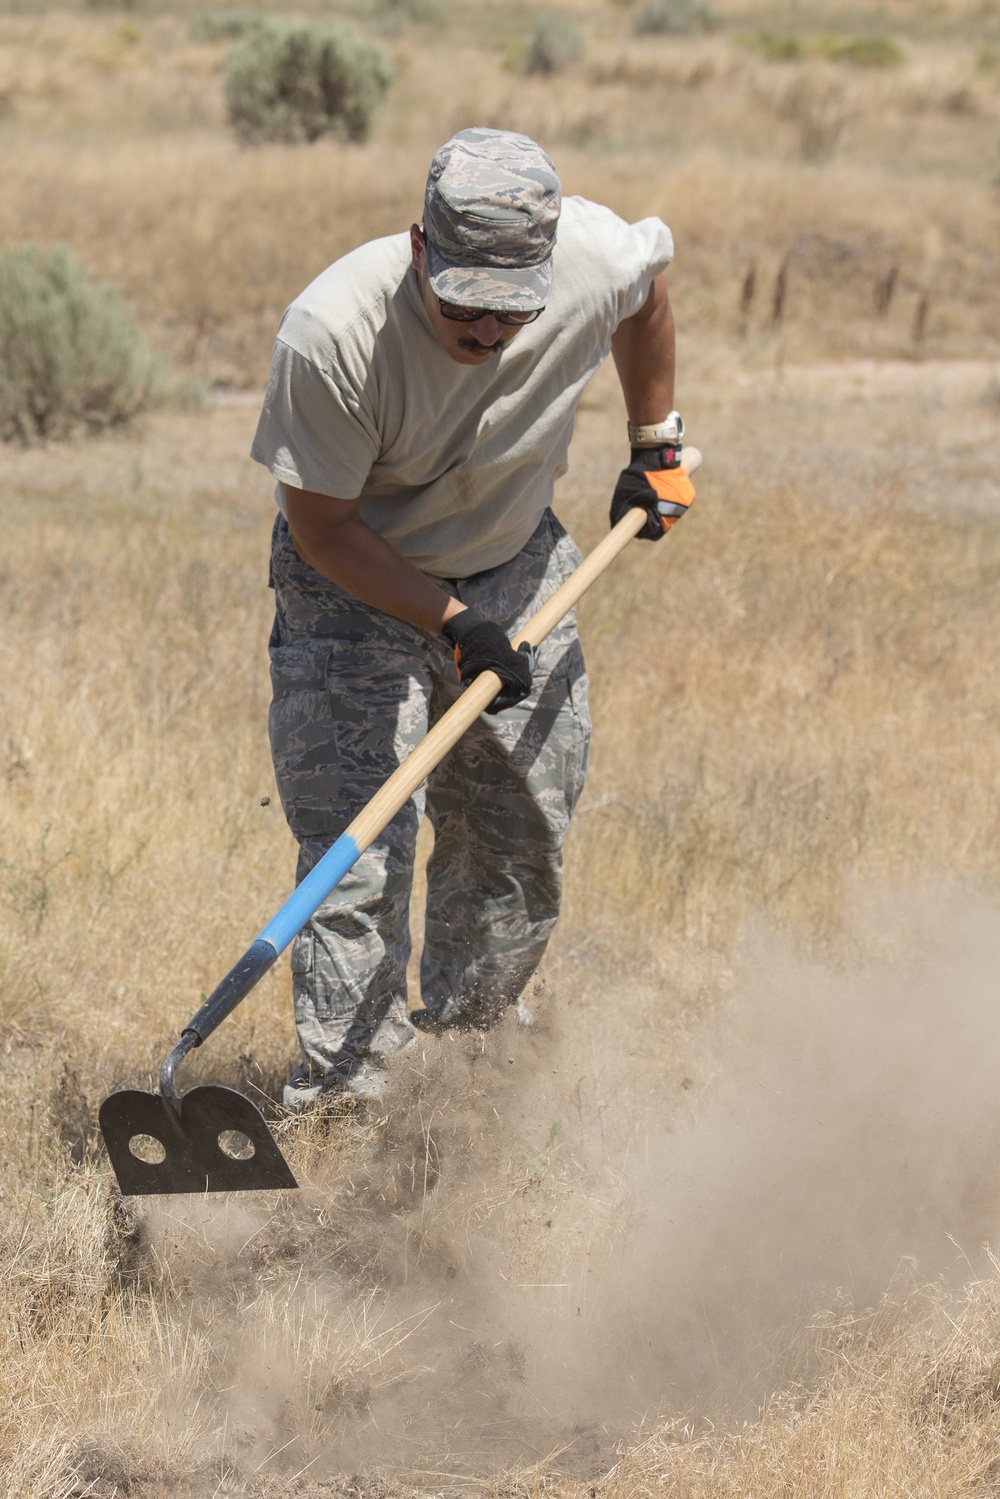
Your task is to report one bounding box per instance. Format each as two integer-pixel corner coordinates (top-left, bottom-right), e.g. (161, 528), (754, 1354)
(267, 508), (591, 1093)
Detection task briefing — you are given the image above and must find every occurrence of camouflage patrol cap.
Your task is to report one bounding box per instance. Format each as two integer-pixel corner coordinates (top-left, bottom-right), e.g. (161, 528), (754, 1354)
(423, 127), (561, 312)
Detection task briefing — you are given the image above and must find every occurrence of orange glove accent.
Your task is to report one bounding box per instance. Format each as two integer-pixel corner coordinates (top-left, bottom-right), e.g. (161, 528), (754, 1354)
(610, 446), (697, 540)
(646, 466), (696, 529)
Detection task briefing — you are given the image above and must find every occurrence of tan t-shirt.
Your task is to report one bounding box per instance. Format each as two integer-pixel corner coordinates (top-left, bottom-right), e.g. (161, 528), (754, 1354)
(251, 196), (674, 578)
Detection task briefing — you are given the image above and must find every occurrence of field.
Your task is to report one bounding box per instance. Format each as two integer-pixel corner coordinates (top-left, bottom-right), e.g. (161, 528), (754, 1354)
(2, 0), (1000, 1492)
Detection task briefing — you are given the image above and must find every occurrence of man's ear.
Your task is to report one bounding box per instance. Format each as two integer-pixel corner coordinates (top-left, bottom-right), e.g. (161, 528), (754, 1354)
(409, 224), (426, 273)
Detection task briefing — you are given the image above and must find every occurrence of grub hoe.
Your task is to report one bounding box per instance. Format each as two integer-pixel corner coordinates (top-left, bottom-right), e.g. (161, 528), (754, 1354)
(99, 449), (703, 1196)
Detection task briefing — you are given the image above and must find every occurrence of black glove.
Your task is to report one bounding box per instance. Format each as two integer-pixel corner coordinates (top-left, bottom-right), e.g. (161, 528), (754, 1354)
(442, 608), (535, 714)
(610, 444), (696, 541)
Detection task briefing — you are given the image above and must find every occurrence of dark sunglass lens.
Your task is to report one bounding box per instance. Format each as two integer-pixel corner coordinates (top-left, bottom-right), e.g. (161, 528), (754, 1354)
(439, 302), (479, 321)
(438, 300), (544, 326)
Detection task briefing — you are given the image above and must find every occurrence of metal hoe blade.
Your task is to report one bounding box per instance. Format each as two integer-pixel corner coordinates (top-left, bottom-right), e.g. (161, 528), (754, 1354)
(99, 1085), (298, 1196)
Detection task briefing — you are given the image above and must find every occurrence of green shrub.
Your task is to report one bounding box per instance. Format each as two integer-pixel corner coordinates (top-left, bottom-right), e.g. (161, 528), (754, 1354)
(224, 19), (393, 145)
(633, 0), (720, 36)
(371, 0), (446, 35)
(0, 244), (167, 444)
(522, 15), (585, 75)
(189, 10), (261, 43)
(749, 29), (804, 62)
(820, 34), (904, 68)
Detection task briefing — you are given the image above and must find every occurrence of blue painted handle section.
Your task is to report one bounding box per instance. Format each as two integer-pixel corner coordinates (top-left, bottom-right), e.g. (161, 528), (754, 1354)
(256, 832), (361, 956)
(178, 834), (361, 1047)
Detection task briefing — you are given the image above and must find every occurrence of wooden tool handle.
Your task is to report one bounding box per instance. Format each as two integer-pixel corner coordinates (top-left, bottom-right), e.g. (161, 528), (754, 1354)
(347, 445), (702, 856)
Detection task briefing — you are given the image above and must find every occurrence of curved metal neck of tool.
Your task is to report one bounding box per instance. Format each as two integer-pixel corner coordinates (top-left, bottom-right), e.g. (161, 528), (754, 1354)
(157, 939), (280, 1113)
(160, 1031), (201, 1111)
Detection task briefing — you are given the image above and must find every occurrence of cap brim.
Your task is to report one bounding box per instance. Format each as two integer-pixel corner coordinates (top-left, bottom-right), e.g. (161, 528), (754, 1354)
(426, 240), (551, 311)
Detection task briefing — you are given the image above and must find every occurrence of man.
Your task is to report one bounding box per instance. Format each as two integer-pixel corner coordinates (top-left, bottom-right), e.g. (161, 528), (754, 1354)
(251, 127), (694, 1111)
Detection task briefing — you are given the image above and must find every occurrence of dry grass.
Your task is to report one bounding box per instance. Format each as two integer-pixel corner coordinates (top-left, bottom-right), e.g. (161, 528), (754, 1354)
(2, 0), (1000, 1493)
(596, 1268), (1000, 1496)
(0, 3), (997, 381)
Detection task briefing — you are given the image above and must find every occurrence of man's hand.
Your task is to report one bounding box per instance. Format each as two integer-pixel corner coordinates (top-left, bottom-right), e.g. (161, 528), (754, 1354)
(610, 445), (696, 541)
(442, 608), (535, 714)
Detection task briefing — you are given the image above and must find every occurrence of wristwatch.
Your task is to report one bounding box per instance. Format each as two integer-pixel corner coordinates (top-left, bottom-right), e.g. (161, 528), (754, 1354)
(627, 411), (684, 447)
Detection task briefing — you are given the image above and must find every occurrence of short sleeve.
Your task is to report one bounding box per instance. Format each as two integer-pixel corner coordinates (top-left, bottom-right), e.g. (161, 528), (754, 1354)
(554, 199), (674, 350)
(616, 216), (674, 322)
(250, 338), (379, 500)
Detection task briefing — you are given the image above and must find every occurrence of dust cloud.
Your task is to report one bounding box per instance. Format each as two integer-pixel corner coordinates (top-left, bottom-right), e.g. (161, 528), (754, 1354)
(582, 885), (1000, 1424)
(139, 885), (1000, 1483)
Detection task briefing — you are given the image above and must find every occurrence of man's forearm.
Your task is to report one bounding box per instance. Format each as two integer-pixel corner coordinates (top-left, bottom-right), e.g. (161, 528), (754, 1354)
(611, 273), (676, 427)
(285, 497), (465, 635)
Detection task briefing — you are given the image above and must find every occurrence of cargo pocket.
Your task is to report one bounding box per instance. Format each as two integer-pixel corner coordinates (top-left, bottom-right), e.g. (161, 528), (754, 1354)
(563, 641), (591, 823)
(289, 927), (315, 1025)
(269, 608), (429, 844)
(504, 639), (591, 844)
(268, 639), (347, 843)
(322, 637), (429, 811)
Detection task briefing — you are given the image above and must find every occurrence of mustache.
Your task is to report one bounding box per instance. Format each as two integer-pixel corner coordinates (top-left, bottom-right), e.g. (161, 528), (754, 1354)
(457, 335), (505, 354)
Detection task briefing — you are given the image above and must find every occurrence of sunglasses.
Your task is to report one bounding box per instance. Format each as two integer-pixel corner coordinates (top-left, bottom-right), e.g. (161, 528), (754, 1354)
(437, 299), (544, 327)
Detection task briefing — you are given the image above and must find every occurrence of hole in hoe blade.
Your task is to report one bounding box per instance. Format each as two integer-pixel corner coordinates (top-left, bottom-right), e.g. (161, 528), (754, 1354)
(129, 1133), (167, 1165)
(218, 1129), (255, 1161)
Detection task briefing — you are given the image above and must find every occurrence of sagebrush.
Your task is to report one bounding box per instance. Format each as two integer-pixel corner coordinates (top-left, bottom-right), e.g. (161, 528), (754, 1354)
(188, 9), (262, 42)
(633, 0), (720, 36)
(224, 18), (393, 144)
(0, 243), (166, 443)
(372, 0), (446, 34)
(522, 15), (585, 75)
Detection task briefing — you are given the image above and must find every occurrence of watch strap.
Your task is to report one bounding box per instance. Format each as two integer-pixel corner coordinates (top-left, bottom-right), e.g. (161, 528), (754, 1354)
(627, 411), (684, 446)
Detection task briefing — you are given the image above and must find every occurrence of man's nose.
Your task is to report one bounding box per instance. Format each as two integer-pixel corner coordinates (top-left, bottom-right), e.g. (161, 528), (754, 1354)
(468, 313), (502, 341)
